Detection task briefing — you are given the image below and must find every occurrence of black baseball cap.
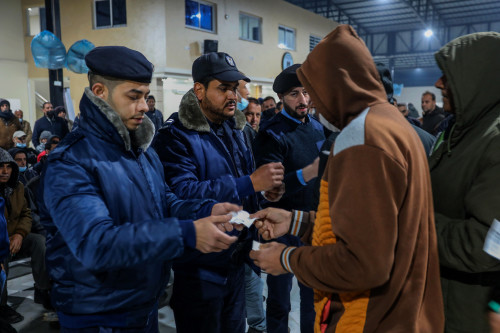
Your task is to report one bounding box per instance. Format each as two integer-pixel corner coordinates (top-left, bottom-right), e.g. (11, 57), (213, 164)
(192, 52), (250, 83)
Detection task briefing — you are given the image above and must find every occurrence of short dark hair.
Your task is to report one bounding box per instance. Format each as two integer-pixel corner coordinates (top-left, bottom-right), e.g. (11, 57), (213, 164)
(198, 76), (215, 89)
(263, 96), (276, 103)
(397, 103), (407, 108)
(42, 102), (52, 109)
(276, 101), (282, 109)
(88, 71), (122, 92)
(422, 91), (436, 101)
(146, 95), (155, 101)
(248, 97), (260, 106)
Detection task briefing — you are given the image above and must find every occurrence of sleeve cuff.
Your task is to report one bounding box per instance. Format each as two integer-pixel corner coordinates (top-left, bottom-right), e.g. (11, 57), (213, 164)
(280, 246), (297, 274)
(296, 169), (307, 186)
(235, 175), (256, 198)
(196, 202), (215, 219)
(288, 210), (312, 238)
(178, 220), (196, 249)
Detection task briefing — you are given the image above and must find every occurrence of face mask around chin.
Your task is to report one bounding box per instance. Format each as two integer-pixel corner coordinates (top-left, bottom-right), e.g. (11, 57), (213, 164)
(19, 166), (27, 172)
(16, 143), (27, 148)
(237, 98), (249, 111)
(319, 113), (340, 132)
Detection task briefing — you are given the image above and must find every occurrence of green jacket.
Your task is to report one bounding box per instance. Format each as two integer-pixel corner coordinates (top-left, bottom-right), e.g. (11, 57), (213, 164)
(429, 32), (500, 332)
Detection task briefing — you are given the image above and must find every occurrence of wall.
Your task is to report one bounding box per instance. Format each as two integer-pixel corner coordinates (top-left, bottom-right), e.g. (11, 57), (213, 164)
(0, 0), (32, 122)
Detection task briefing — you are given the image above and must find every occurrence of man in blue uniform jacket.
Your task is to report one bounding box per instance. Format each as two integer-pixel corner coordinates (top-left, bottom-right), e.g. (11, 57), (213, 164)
(152, 52), (285, 332)
(41, 46), (239, 332)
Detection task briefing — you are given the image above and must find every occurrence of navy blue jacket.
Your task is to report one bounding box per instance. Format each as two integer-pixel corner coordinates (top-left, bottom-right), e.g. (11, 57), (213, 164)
(254, 111), (325, 212)
(41, 88), (214, 328)
(32, 115), (69, 146)
(152, 89), (258, 284)
(145, 109), (164, 132)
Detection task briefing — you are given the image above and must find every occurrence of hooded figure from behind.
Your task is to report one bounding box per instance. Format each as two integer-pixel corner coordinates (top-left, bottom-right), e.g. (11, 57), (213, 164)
(278, 25), (444, 332)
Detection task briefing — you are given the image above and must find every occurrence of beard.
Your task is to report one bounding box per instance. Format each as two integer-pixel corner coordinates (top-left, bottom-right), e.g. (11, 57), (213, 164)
(283, 101), (308, 120)
(201, 95), (236, 124)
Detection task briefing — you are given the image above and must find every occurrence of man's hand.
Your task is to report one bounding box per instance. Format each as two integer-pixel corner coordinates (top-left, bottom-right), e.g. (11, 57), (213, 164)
(250, 242), (288, 276)
(9, 234), (23, 255)
(211, 202), (242, 216)
(193, 215), (238, 253)
(302, 157), (320, 183)
(263, 183), (285, 202)
(250, 162), (284, 192)
(251, 208), (292, 240)
(490, 312), (500, 333)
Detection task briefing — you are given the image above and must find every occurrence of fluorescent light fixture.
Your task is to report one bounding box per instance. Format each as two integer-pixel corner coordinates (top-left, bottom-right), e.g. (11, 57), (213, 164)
(278, 43), (286, 49)
(424, 29), (433, 38)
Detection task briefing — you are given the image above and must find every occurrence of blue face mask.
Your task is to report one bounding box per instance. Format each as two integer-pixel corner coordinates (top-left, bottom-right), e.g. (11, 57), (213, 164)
(237, 98), (249, 111)
(19, 166), (27, 172)
(16, 143), (26, 148)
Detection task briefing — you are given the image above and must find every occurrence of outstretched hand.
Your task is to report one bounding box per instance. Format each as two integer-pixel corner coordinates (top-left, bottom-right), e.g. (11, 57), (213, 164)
(193, 215), (238, 253)
(251, 207), (292, 240)
(250, 242), (288, 276)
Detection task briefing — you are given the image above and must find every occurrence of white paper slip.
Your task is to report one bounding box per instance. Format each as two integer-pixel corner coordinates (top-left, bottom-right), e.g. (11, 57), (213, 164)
(252, 241), (261, 251)
(229, 210), (256, 228)
(483, 219), (500, 260)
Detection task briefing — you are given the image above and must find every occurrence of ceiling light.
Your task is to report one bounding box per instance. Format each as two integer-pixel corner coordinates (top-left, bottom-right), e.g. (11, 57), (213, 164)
(424, 29), (433, 38)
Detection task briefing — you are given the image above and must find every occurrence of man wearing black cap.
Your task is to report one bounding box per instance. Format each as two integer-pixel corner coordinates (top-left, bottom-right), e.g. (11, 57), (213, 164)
(152, 52), (284, 332)
(40, 46), (240, 332)
(252, 64), (325, 333)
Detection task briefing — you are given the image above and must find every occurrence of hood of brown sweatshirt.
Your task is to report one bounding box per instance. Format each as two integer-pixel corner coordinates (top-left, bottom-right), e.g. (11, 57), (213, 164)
(297, 25), (388, 130)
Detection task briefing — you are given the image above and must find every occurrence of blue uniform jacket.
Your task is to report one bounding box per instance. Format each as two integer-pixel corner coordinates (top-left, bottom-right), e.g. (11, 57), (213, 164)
(41, 88), (214, 328)
(152, 89), (258, 284)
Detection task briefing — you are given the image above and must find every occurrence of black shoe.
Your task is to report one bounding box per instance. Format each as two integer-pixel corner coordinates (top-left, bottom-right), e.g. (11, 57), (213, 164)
(34, 287), (54, 310)
(0, 318), (17, 333)
(0, 305), (24, 324)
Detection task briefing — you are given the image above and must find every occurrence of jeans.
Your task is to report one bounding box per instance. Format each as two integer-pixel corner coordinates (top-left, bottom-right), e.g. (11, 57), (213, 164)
(245, 264), (266, 331)
(60, 309), (159, 332)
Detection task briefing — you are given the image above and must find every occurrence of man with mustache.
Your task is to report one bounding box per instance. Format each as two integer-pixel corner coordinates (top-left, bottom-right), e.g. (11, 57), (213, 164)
(152, 52), (284, 332)
(252, 64), (325, 333)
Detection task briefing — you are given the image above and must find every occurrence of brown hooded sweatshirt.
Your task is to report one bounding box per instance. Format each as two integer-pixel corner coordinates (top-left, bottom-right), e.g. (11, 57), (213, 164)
(285, 25), (444, 332)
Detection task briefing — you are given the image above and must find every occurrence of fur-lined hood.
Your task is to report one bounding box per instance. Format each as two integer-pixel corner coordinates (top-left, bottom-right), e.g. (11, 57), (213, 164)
(83, 87), (155, 151)
(178, 89), (247, 132)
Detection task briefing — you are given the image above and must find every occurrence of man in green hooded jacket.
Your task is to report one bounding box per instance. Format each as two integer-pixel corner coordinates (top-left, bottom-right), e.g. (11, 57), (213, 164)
(429, 31), (500, 332)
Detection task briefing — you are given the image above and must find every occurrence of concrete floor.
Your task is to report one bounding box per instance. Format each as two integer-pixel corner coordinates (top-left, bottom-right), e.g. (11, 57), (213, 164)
(7, 262), (302, 333)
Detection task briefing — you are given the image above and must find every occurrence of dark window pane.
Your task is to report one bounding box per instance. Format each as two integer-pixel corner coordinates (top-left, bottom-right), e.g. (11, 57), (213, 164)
(185, 0), (199, 28)
(112, 0), (126, 25)
(200, 4), (212, 31)
(95, 0), (111, 27)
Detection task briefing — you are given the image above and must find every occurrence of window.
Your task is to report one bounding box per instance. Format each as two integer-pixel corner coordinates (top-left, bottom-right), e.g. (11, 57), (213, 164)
(26, 7), (46, 36)
(94, 0), (127, 29)
(185, 0), (215, 32)
(239, 13), (262, 43)
(309, 35), (321, 51)
(278, 25), (295, 50)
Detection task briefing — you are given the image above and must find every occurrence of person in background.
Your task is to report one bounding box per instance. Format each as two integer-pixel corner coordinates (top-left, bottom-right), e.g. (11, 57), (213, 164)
(55, 106), (73, 132)
(0, 100), (21, 151)
(13, 110), (32, 147)
(145, 95), (164, 132)
(31, 102), (68, 147)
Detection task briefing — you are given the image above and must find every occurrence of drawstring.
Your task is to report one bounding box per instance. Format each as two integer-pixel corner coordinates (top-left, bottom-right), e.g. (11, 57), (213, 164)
(446, 122), (457, 156)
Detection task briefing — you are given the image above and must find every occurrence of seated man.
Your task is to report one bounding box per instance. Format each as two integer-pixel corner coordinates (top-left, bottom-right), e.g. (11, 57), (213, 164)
(35, 131), (51, 154)
(0, 147), (51, 325)
(11, 131), (37, 166)
(8, 148), (38, 186)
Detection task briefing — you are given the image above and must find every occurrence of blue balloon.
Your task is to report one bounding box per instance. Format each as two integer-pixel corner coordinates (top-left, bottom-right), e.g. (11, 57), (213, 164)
(31, 30), (67, 69)
(393, 83), (404, 96)
(66, 40), (95, 74)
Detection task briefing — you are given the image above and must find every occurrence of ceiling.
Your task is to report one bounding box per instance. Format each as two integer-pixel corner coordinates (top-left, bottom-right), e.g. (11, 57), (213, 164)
(285, 0), (500, 70)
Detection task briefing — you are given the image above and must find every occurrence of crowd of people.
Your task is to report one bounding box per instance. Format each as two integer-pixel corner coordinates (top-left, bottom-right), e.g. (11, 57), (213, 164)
(0, 25), (499, 333)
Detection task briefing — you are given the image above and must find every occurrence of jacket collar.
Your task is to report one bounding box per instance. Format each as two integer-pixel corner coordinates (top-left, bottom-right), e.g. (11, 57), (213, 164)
(82, 88), (155, 152)
(178, 89), (247, 133)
